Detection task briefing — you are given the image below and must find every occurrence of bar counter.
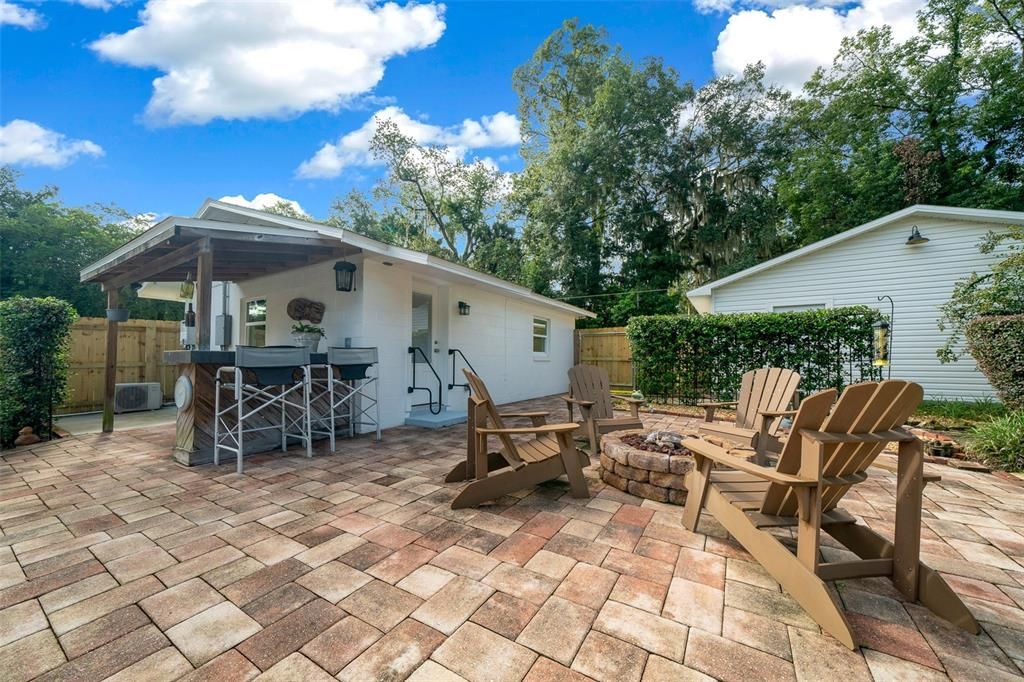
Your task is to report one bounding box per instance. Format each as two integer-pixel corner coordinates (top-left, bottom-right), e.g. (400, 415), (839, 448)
(166, 350), (332, 466)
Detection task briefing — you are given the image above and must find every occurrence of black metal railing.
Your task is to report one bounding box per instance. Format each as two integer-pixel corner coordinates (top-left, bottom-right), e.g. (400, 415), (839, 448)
(448, 348), (478, 391)
(408, 346), (443, 414)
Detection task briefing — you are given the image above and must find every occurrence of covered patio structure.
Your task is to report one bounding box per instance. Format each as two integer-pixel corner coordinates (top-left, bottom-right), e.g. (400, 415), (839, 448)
(79, 206), (359, 433)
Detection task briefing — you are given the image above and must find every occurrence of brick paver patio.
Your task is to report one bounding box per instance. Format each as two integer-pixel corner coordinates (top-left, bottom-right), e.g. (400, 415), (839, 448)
(2, 396), (1023, 681)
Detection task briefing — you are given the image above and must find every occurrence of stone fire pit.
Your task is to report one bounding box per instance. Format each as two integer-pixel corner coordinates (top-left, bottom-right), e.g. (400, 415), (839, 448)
(600, 430), (695, 504)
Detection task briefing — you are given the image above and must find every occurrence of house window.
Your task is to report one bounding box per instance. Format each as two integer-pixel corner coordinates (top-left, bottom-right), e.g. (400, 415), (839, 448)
(772, 303), (826, 313)
(244, 298), (267, 347)
(532, 317), (549, 355)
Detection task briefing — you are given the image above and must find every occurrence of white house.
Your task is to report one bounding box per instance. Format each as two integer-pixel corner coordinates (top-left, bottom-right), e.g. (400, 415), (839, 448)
(686, 205), (1024, 401)
(82, 199), (593, 439)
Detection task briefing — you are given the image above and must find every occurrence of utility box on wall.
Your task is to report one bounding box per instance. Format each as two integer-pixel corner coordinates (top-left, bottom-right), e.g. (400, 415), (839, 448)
(215, 314), (233, 348)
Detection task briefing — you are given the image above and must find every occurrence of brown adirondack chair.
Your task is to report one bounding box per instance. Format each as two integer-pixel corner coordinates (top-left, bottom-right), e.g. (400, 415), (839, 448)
(698, 367), (801, 464)
(682, 380), (979, 649)
(446, 369), (591, 509)
(562, 364), (644, 454)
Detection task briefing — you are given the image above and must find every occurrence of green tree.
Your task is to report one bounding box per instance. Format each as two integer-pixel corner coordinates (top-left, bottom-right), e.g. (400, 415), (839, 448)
(778, 0), (1024, 244)
(330, 121), (523, 282)
(938, 225), (1024, 361)
(0, 168), (181, 319)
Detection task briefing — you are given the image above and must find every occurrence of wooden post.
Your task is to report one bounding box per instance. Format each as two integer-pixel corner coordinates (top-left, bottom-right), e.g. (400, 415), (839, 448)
(195, 240), (213, 350)
(101, 287), (119, 433)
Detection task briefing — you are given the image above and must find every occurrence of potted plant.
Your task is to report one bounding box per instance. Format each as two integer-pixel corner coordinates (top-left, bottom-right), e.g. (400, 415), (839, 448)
(106, 307), (130, 322)
(291, 322), (324, 351)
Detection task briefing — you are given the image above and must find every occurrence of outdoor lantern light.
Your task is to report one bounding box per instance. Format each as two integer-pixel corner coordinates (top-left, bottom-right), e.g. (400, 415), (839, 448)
(458, 301), (471, 316)
(334, 260), (357, 292)
(906, 225), (930, 245)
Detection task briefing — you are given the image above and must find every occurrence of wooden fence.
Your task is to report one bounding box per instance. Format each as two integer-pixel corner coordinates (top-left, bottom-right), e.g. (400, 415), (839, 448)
(61, 317), (180, 414)
(575, 327), (634, 390)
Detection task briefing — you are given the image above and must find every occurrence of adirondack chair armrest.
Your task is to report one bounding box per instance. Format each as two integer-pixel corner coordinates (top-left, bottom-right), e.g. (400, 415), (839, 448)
(499, 411), (550, 427)
(617, 396), (643, 418)
(698, 401), (737, 423)
(758, 409), (797, 418)
(561, 396), (595, 407)
(797, 428), (918, 444)
(477, 423), (580, 435)
(682, 438), (818, 487)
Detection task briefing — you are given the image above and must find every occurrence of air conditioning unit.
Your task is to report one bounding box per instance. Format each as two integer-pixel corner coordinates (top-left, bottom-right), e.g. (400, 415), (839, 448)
(114, 383), (163, 413)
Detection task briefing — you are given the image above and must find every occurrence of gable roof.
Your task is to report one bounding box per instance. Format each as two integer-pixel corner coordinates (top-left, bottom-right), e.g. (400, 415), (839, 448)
(81, 199), (594, 318)
(687, 205), (1024, 299)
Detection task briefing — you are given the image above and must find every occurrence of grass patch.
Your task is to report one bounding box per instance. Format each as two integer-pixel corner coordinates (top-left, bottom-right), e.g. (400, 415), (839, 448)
(966, 410), (1024, 472)
(912, 398), (1007, 427)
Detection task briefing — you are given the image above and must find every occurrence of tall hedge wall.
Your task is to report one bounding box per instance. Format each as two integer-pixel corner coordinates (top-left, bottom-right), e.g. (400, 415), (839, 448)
(0, 297), (78, 446)
(966, 314), (1024, 410)
(627, 307), (881, 403)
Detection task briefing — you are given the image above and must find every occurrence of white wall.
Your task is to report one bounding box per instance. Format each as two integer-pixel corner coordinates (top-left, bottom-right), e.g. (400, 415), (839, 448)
(709, 216), (1009, 400)
(448, 283), (577, 410)
(213, 256), (581, 428)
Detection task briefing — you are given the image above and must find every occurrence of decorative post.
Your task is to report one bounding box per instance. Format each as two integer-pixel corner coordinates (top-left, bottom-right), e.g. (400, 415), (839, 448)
(101, 287), (119, 433)
(195, 239), (213, 350)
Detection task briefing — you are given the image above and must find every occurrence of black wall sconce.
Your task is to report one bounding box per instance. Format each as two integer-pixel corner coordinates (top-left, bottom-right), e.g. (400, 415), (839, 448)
(334, 260), (357, 292)
(906, 225), (929, 245)
(458, 301), (471, 316)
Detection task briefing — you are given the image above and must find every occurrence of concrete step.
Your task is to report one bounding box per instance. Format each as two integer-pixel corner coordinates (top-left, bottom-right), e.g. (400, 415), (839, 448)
(405, 408), (467, 429)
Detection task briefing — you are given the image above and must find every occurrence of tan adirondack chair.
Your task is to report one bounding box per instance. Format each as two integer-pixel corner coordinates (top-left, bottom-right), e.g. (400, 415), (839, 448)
(682, 380), (979, 649)
(562, 364), (644, 454)
(698, 367), (801, 464)
(446, 369), (591, 509)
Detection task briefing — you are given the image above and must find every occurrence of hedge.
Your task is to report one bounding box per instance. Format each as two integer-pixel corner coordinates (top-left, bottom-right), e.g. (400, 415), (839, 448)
(966, 314), (1024, 410)
(627, 307), (881, 403)
(0, 297), (78, 447)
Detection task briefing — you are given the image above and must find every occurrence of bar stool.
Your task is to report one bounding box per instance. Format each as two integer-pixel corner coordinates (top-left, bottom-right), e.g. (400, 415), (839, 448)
(310, 347), (382, 450)
(214, 346), (312, 474)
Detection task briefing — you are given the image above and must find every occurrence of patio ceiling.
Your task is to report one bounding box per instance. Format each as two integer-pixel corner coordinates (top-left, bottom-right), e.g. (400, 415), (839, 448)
(80, 218), (358, 289)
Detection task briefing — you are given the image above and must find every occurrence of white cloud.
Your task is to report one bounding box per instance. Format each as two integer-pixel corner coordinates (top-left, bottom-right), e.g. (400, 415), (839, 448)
(712, 0), (924, 91)
(297, 106), (520, 179)
(0, 1), (43, 29)
(0, 120), (104, 168)
(219, 193), (306, 215)
(695, 0), (848, 12)
(70, 0), (131, 9)
(89, 0), (446, 125)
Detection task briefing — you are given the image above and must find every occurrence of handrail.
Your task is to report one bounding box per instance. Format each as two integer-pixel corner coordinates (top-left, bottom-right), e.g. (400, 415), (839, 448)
(448, 348), (478, 391)
(408, 346), (442, 415)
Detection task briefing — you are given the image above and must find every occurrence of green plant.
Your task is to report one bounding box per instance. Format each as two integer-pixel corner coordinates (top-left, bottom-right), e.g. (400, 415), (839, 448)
(966, 410), (1024, 472)
(0, 296), (78, 446)
(964, 315), (1024, 410)
(938, 227), (1024, 363)
(291, 322), (325, 337)
(627, 306), (881, 403)
(915, 398), (1007, 424)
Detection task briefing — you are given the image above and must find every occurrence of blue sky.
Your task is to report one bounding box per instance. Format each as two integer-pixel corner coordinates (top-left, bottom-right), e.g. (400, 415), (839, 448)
(0, 0), (920, 221)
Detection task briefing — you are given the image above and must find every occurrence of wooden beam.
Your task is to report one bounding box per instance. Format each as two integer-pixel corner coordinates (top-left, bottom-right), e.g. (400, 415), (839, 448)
(180, 227), (343, 250)
(195, 241), (213, 350)
(103, 238), (208, 290)
(101, 288), (119, 433)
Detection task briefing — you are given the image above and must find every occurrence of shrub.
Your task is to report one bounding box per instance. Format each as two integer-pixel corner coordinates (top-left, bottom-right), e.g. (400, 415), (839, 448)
(0, 297), (78, 446)
(627, 306), (881, 403)
(966, 410), (1024, 472)
(965, 315), (1024, 410)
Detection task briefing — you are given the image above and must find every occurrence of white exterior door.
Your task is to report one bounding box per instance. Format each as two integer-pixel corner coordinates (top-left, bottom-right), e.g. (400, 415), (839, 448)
(409, 285), (445, 411)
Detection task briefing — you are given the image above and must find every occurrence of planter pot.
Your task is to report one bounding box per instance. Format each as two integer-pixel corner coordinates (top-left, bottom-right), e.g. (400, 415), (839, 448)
(292, 333), (322, 352)
(106, 308), (130, 322)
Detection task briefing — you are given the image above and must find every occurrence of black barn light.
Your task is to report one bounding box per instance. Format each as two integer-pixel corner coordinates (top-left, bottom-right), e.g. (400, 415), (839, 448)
(458, 301), (471, 316)
(906, 225), (929, 245)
